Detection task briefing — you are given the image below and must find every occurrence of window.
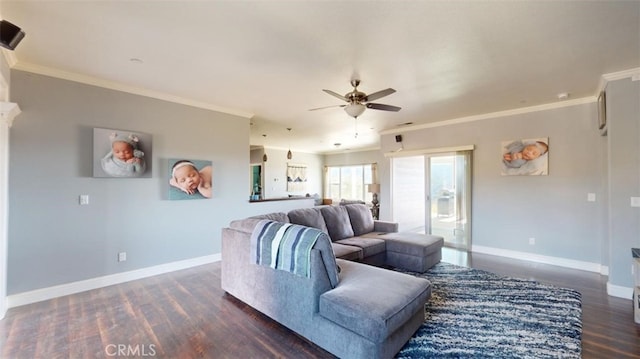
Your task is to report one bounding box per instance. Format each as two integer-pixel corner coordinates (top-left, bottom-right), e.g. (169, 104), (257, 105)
(324, 164), (375, 203)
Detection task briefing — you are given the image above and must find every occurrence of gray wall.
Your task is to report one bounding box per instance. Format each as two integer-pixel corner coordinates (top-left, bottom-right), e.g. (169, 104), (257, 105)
(380, 103), (605, 264)
(606, 77), (640, 288)
(7, 68), (638, 295)
(7, 70), (254, 294)
(379, 81), (640, 290)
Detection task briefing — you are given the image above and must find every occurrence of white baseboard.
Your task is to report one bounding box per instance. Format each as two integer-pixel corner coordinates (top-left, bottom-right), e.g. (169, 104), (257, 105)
(607, 282), (634, 300)
(472, 245), (604, 272)
(472, 245), (632, 299)
(0, 296), (6, 320)
(7, 253), (221, 309)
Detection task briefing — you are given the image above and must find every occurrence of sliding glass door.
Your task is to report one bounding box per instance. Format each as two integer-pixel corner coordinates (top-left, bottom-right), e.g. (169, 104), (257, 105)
(428, 153), (472, 250)
(391, 156), (425, 233)
(391, 150), (472, 250)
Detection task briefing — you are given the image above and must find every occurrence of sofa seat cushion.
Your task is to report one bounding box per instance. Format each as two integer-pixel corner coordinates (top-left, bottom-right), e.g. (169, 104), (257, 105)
(288, 207), (329, 234)
(321, 206), (355, 241)
(331, 243), (363, 261)
(319, 259), (431, 342)
(379, 232), (444, 257)
(334, 236), (386, 258)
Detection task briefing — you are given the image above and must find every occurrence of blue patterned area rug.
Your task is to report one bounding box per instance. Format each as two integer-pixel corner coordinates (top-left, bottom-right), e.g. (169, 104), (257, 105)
(396, 263), (582, 358)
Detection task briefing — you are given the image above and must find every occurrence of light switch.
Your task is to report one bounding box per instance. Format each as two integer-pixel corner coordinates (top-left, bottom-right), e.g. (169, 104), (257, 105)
(79, 195), (89, 205)
(587, 193), (596, 202)
(631, 197), (640, 208)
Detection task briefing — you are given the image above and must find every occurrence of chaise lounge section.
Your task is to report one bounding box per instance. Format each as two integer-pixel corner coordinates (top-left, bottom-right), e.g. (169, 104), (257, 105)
(221, 204), (444, 358)
(288, 204), (444, 273)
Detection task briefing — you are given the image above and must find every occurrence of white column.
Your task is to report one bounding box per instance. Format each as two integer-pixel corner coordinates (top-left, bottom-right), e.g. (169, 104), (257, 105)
(0, 102), (20, 319)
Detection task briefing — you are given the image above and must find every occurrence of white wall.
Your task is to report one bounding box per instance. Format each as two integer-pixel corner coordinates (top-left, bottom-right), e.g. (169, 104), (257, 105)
(323, 149), (391, 219)
(0, 50), (12, 319)
(262, 147), (323, 199)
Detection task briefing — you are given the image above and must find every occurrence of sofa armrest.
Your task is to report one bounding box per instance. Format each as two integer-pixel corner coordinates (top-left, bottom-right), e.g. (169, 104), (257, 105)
(373, 220), (398, 233)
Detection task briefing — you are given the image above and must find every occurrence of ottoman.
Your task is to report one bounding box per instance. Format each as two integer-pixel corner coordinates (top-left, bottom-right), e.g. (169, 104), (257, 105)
(377, 232), (444, 272)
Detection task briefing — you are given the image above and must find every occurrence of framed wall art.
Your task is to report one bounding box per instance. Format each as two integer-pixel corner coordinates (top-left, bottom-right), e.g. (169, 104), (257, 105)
(286, 163), (307, 192)
(501, 137), (549, 176)
(168, 158), (213, 200)
(93, 127), (152, 178)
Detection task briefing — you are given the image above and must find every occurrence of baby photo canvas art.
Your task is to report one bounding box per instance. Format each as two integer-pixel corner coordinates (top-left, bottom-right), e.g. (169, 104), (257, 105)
(501, 137), (549, 176)
(93, 127), (152, 178)
(168, 159), (213, 200)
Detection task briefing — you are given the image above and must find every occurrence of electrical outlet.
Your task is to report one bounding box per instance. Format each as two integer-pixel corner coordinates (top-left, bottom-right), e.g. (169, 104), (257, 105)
(529, 237), (536, 245)
(631, 197), (640, 208)
(587, 193), (596, 202)
(79, 195), (89, 205)
(118, 252), (127, 262)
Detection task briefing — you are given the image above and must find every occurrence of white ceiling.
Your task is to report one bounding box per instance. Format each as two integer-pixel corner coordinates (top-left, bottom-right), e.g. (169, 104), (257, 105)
(1, 1), (638, 154)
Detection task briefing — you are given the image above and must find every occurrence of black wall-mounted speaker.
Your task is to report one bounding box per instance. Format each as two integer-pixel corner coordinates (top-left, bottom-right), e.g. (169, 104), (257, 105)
(395, 135), (403, 143)
(0, 20), (25, 50)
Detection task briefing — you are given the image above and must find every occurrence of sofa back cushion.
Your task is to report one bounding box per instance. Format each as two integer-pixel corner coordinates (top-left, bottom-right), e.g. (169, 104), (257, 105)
(250, 219), (339, 288)
(287, 207), (329, 234)
(320, 205), (355, 241)
(250, 212), (289, 223)
(228, 212), (289, 234)
(228, 218), (266, 234)
(345, 204), (375, 236)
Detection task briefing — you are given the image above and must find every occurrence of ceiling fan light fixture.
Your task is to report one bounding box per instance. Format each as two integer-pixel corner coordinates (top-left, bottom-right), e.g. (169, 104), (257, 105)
(344, 103), (366, 118)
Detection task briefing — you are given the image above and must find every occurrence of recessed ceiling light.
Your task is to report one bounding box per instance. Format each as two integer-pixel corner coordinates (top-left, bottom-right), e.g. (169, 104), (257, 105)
(557, 92), (570, 100)
(129, 58), (144, 64)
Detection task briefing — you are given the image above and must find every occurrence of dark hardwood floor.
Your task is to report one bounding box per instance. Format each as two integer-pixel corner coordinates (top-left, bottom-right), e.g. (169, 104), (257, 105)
(1, 249), (638, 358)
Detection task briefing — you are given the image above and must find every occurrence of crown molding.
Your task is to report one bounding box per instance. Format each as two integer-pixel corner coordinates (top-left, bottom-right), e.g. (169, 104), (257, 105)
(11, 61), (254, 119)
(384, 144), (474, 158)
(1, 49), (17, 69)
(598, 67), (640, 92)
(380, 96), (595, 135)
(381, 67), (640, 136)
(0, 102), (21, 127)
(320, 146), (381, 155)
(601, 67), (640, 82)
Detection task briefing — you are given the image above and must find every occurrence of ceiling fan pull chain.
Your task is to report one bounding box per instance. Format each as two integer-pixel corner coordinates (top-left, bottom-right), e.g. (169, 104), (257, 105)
(354, 117), (358, 138)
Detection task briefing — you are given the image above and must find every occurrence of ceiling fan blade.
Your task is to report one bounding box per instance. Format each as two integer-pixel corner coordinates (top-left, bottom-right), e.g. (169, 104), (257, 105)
(366, 103), (401, 112)
(364, 88), (396, 102)
(308, 104), (345, 111)
(323, 89), (348, 102)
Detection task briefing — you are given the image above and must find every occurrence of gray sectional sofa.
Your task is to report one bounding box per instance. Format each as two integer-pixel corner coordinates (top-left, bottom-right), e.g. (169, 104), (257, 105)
(221, 204), (444, 358)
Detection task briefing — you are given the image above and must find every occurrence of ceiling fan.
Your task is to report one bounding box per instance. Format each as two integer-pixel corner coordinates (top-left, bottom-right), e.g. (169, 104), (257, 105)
(310, 79), (401, 118)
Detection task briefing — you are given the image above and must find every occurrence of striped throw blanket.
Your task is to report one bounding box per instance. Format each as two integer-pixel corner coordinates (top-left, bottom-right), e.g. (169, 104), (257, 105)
(251, 220), (323, 278)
